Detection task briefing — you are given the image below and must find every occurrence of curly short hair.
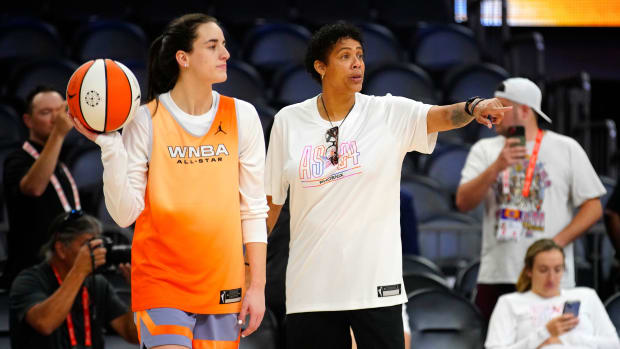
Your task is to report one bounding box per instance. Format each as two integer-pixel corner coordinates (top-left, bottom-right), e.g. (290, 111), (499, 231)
(304, 22), (364, 83)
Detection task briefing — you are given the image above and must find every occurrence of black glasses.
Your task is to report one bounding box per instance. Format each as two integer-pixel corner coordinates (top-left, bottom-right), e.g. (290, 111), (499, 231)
(325, 126), (339, 165)
(51, 209), (84, 241)
(64, 209), (84, 223)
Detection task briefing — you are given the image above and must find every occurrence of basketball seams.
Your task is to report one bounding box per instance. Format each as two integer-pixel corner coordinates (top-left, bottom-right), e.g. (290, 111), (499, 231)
(67, 60), (95, 132)
(114, 61), (133, 130)
(103, 59), (109, 132)
(80, 59), (107, 131)
(79, 59), (98, 131)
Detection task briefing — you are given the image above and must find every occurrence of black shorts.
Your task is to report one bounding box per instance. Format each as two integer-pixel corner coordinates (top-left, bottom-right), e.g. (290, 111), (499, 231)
(286, 304), (404, 349)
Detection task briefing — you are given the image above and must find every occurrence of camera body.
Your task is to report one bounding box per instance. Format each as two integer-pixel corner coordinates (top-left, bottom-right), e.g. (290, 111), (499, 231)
(89, 236), (131, 270)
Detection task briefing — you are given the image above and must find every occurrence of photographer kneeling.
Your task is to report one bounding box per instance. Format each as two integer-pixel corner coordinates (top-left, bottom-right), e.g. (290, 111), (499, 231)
(485, 239), (619, 348)
(9, 210), (138, 348)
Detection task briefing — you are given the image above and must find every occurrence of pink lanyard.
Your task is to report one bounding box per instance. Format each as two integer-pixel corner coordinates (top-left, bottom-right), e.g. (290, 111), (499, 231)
(22, 141), (81, 211)
(51, 266), (92, 348)
(502, 129), (544, 198)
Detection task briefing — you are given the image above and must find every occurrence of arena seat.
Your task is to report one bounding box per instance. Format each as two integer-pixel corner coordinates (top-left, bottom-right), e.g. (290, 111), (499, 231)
(403, 271), (450, 296)
(454, 259), (480, 302)
(477, 122), (499, 140)
(0, 103), (25, 146)
(0, 290), (8, 334)
(7, 58), (78, 102)
(0, 19), (63, 60)
(403, 254), (445, 278)
(213, 0), (290, 25)
(271, 64), (321, 108)
(407, 288), (485, 349)
(400, 174), (452, 223)
(254, 102), (278, 143)
(423, 143), (470, 193)
(68, 147), (103, 191)
(214, 60), (266, 105)
(0, 144), (21, 226)
(358, 23), (403, 69)
(363, 63), (437, 104)
(49, 0), (132, 23)
(242, 23), (311, 74)
(375, 0), (452, 27)
(121, 61), (147, 102)
(73, 20), (148, 64)
(294, 0), (371, 25)
(504, 31), (546, 85)
(417, 212), (481, 274)
(132, 0), (211, 36)
(604, 292), (620, 337)
(0, 1), (52, 19)
(443, 63), (510, 104)
(412, 23), (480, 74)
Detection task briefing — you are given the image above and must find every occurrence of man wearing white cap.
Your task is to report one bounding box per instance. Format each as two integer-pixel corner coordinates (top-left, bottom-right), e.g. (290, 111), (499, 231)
(455, 77), (606, 321)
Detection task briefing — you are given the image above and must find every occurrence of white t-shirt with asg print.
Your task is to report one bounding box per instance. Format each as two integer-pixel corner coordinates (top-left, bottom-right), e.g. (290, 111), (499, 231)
(265, 93), (437, 314)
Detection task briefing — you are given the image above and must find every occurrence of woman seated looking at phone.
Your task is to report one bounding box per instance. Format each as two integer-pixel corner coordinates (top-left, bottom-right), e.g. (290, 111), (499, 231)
(485, 239), (619, 348)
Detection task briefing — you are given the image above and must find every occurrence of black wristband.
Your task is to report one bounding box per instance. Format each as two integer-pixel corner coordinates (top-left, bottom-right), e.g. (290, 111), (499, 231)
(464, 96), (481, 116)
(470, 98), (485, 116)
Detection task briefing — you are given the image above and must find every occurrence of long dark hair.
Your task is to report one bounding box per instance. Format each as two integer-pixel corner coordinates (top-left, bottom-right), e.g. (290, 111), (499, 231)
(146, 13), (218, 103)
(516, 239), (565, 292)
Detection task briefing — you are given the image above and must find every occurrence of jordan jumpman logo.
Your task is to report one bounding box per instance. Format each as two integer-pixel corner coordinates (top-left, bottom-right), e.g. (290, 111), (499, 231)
(215, 121), (227, 135)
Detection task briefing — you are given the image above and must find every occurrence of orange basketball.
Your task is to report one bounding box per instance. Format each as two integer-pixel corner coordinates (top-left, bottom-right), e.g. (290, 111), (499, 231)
(66, 59), (141, 133)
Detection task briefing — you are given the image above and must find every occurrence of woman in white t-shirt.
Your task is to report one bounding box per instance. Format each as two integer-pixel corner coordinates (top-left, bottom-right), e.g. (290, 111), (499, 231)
(486, 239), (619, 348)
(265, 22), (510, 349)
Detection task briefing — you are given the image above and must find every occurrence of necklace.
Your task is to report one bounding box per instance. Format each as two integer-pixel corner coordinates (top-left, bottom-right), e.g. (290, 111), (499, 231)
(320, 94), (355, 128)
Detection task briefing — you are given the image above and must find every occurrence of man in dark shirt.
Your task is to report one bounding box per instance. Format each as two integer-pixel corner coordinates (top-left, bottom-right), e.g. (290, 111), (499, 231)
(1, 86), (78, 288)
(9, 211), (137, 348)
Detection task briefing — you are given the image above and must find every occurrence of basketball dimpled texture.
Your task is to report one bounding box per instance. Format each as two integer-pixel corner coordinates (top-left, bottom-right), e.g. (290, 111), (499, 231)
(67, 59), (141, 133)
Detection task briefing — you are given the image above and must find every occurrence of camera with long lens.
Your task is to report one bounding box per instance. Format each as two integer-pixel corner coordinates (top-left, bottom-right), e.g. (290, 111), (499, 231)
(89, 236), (131, 270)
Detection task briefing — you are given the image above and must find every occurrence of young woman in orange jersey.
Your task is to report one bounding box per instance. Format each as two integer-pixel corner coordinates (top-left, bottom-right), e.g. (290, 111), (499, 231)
(71, 13), (268, 349)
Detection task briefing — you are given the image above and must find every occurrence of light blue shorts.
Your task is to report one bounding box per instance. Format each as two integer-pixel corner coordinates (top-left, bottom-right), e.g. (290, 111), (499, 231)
(134, 308), (241, 348)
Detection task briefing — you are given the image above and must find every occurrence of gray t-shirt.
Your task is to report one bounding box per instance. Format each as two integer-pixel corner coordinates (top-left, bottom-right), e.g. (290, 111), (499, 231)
(460, 130), (606, 287)
(9, 262), (128, 349)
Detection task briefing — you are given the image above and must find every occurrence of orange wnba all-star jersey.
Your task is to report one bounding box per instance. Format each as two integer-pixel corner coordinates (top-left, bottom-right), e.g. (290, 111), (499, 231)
(132, 95), (244, 314)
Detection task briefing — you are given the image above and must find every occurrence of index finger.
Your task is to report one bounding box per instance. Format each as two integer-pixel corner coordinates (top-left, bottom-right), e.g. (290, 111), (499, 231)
(485, 107), (513, 116)
(237, 304), (248, 326)
(88, 238), (104, 248)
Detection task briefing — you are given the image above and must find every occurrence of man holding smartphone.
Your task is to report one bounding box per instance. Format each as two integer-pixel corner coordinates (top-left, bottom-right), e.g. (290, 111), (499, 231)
(456, 77), (606, 321)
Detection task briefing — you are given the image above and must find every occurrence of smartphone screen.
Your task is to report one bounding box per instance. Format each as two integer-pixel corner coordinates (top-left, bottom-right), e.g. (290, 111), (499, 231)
(563, 300), (581, 316)
(507, 125), (526, 146)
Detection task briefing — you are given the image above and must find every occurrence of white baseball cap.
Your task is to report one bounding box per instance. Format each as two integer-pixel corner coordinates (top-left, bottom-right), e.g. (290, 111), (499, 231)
(494, 77), (552, 123)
